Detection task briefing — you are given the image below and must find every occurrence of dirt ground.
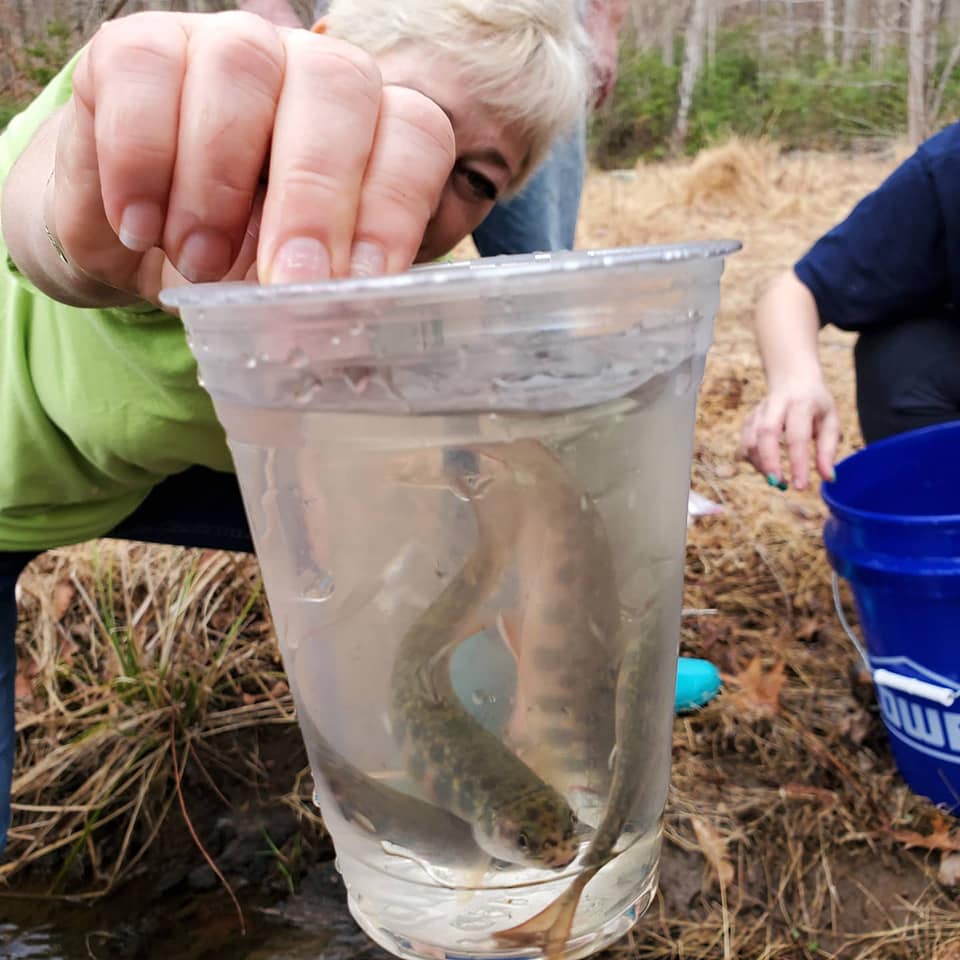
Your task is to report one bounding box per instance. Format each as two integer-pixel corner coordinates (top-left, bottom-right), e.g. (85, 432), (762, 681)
(573, 140), (960, 959)
(7, 140), (960, 960)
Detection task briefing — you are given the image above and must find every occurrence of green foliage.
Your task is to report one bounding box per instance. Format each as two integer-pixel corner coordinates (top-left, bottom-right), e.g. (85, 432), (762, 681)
(0, 100), (25, 134)
(23, 20), (73, 89)
(590, 28), (960, 167)
(589, 44), (679, 167)
(1, 19), (72, 133)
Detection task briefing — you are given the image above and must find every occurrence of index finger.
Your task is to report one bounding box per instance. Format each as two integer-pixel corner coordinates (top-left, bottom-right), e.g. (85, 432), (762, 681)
(63, 12), (189, 273)
(348, 85), (455, 277)
(258, 31), (383, 284)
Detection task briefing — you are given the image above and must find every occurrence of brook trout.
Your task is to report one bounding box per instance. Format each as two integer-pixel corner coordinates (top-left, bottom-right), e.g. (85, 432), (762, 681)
(480, 440), (622, 802)
(389, 447), (580, 870)
(402, 439), (658, 958)
(493, 608), (659, 957)
(298, 711), (484, 868)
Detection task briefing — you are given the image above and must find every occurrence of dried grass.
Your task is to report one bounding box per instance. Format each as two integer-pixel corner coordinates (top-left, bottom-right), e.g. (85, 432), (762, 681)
(573, 138), (960, 958)
(7, 542), (293, 892)
(7, 138), (960, 956)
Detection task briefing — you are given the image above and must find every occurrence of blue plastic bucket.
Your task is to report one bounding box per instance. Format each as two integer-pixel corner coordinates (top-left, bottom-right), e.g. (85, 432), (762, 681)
(823, 421), (960, 811)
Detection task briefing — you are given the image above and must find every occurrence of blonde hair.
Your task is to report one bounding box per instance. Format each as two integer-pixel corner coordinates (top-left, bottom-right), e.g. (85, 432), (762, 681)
(324, 0), (590, 191)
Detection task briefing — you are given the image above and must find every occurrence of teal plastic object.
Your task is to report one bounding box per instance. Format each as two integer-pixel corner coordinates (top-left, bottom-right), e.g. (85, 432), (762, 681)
(449, 632), (721, 730)
(674, 656), (722, 712)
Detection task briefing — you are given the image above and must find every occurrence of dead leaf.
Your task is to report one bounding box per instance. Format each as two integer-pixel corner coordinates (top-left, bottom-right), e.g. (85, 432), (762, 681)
(14, 673), (33, 702)
(934, 938), (960, 960)
(722, 657), (786, 718)
(58, 634), (80, 667)
(270, 680), (289, 698)
(939, 853), (960, 886)
(794, 615), (822, 643)
(836, 707), (871, 746)
(691, 816), (734, 886)
(786, 501), (821, 521)
(52, 580), (75, 622)
(890, 814), (960, 854)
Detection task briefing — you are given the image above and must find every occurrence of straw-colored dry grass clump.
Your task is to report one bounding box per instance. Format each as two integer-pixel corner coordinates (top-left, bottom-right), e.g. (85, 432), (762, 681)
(8, 543), (294, 893)
(6, 138), (960, 957)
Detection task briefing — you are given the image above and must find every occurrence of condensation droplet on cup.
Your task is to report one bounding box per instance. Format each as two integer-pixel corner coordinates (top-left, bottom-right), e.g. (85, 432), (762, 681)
(331, 335), (342, 347)
(241, 353), (258, 370)
(293, 375), (322, 405)
(287, 347), (309, 369)
(303, 573), (335, 603)
(343, 366), (371, 395)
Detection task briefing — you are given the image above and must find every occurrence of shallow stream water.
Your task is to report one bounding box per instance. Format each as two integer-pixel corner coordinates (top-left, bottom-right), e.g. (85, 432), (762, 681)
(1, 861), (392, 960)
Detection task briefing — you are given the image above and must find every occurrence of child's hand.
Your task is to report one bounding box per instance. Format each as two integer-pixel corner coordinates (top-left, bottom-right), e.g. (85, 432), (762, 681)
(48, 11), (455, 300)
(739, 378), (840, 491)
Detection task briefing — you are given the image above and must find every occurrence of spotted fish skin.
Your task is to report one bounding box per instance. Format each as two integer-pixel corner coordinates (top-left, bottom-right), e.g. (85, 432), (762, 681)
(489, 439), (623, 798)
(492, 610), (660, 957)
(389, 445), (581, 871)
(298, 711), (484, 867)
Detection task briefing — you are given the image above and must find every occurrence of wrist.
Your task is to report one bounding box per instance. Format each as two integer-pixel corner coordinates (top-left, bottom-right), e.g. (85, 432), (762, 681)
(764, 359), (825, 392)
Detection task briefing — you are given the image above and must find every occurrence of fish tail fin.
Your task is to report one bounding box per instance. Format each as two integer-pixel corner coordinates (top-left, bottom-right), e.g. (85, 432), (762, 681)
(492, 868), (597, 958)
(454, 856), (494, 904)
(495, 610), (524, 661)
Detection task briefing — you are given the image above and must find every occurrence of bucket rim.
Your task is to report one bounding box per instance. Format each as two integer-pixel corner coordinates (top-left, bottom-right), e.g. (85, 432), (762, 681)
(160, 239), (743, 313)
(822, 420), (960, 526)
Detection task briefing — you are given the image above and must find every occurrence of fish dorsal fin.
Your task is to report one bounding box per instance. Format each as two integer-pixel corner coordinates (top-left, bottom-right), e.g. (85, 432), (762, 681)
(495, 610), (524, 662)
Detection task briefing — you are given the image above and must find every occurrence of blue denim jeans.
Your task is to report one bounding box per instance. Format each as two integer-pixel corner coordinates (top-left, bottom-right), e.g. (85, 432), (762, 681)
(472, 119), (586, 256)
(0, 467), (253, 854)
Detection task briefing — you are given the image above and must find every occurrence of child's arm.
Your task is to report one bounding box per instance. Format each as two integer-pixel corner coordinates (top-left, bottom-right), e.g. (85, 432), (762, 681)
(738, 269), (840, 491)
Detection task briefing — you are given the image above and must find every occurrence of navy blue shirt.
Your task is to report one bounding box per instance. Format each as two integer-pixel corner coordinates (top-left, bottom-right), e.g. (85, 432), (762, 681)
(795, 122), (960, 331)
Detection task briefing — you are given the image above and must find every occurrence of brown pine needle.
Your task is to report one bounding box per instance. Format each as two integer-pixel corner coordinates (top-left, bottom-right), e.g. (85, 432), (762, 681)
(169, 719), (246, 936)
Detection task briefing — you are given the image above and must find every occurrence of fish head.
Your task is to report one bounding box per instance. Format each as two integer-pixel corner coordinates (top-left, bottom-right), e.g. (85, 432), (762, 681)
(472, 791), (580, 870)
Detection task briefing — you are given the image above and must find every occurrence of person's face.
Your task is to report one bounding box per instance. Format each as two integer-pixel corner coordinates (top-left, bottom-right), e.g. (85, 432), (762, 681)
(375, 46), (529, 262)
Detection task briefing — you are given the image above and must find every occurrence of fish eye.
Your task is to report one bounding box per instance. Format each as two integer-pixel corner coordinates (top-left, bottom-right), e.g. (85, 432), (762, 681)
(517, 832), (530, 851)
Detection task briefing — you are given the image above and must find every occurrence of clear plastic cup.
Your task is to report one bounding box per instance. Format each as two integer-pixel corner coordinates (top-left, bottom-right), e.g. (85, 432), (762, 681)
(162, 241), (739, 960)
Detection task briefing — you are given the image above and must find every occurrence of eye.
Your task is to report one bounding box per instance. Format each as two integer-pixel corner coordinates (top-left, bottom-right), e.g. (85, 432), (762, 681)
(455, 163), (498, 202)
(516, 832), (530, 851)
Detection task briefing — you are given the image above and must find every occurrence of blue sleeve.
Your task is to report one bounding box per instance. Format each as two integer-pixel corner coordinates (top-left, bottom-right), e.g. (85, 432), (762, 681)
(794, 128), (959, 331)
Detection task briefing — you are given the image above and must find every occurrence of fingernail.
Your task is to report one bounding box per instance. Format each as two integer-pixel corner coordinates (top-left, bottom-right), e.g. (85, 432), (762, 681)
(829, 468), (837, 483)
(766, 474), (788, 491)
(177, 229), (234, 282)
(270, 237), (330, 284)
(349, 240), (385, 278)
(118, 201), (164, 252)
